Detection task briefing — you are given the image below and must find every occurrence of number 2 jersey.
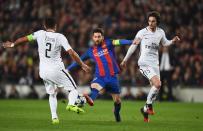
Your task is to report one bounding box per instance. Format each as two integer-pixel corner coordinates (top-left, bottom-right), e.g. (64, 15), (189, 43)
(136, 27), (172, 67)
(27, 30), (71, 75)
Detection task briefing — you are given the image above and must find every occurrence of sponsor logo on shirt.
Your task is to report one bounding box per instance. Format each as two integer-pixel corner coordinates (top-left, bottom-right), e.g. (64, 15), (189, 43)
(93, 49), (109, 57)
(145, 43), (159, 50)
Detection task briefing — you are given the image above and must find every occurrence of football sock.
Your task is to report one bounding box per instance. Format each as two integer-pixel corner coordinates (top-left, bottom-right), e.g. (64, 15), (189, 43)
(146, 86), (159, 104)
(144, 103), (153, 112)
(114, 102), (121, 122)
(49, 93), (58, 119)
(90, 88), (99, 100)
(114, 102), (121, 114)
(68, 89), (78, 105)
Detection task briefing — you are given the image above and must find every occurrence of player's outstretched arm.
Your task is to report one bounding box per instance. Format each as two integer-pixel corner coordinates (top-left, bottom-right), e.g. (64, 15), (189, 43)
(120, 38), (140, 69)
(112, 39), (133, 46)
(67, 50), (90, 71)
(2, 36), (29, 48)
(67, 49), (90, 73)
(161, 30), (180, 46)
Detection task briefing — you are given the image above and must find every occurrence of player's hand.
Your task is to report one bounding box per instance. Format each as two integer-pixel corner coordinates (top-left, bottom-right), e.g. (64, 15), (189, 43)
(172, 36), (180, 43)
(120, 60), (127, 69)
(2, 41), (15, 48)
(81, 64), (91, 73)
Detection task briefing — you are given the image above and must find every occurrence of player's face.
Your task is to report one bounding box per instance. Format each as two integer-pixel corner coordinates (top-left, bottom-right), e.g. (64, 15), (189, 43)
(92, 33), (104, 45)
(148, 16), (157, 30)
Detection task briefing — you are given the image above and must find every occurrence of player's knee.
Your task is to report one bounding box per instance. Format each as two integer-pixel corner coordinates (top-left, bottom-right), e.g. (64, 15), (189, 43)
(154, 81), (161, 89)
(49, 92), (57, 97)
(114, 96), (121, 104)
(91, 83), (102, 91)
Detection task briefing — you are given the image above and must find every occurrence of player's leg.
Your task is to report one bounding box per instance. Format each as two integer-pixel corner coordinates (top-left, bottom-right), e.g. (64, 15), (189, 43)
(139, 66), (160, 122)
(84, 77), (105, 106)
(43, 80), (59, 124)
(111, 94), (121, 122)
(59, 69), (85, 114)
(49, 91), (59, 124)
(65, 90), (85, 114)
(90, 83), (103, 99)
(145, 75), (161, 114)
(108, 75), (121, 122)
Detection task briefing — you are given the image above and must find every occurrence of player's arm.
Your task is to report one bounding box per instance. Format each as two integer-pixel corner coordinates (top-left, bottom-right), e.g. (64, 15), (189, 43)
(2, 34), (34, 48)
(120, 38), (141, 69)
(112, 39), (133, 46)
(67, 50), (90, 71)
(59, 34), (90, 73)
(161, 31), (180, 46)
(67, 49), (90, 72)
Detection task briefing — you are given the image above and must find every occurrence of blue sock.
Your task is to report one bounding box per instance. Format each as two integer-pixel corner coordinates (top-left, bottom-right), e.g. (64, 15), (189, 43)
(90, 88), (99, 101)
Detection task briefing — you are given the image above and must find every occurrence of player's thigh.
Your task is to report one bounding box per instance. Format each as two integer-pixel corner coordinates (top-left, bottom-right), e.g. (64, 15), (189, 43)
(43, 80), (57, 95)
(139, 65), (160, 80)
(106, 76), (121, 94)
(55, 69), (77, 91)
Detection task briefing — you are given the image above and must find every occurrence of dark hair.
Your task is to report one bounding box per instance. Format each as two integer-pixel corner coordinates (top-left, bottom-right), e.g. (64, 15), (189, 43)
(44, 17), (56, 29)
(92, 28), (104, 36)
(147, 11), (161, 25)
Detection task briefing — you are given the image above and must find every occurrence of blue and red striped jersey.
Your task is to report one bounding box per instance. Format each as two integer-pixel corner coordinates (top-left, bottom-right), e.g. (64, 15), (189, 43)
(67, 39), (132, 77)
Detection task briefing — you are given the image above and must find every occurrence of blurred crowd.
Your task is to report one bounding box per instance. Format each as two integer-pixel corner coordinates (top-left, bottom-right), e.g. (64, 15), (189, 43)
(0, 0), (203, 91)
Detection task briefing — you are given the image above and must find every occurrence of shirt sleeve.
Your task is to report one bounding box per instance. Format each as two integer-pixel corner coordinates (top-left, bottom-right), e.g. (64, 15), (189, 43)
(112, 39), (132, 46)
(135, 30), (143, 40)
(26, 30), (42, 42)
(59, 34), (72, 51)
(160, 30), (172, 46)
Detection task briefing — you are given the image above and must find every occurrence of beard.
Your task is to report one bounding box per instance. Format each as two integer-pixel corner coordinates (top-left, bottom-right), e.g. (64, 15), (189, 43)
(95, 40), (102, 45)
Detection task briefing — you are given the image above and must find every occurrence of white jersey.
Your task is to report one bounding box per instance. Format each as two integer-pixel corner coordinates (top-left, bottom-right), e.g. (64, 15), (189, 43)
(135, 27), (172, 67)
(32, 30), (72, 76)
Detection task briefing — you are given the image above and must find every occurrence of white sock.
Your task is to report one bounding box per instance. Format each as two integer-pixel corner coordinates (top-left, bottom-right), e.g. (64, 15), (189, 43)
(49, 93), (58, 119)
(146, 86), (159, 105)
(68, 89), (78, 105)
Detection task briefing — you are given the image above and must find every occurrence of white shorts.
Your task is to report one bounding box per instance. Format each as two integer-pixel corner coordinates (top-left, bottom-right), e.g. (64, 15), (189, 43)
(40, 69), (77, 94)
(139, 65), (160, 80)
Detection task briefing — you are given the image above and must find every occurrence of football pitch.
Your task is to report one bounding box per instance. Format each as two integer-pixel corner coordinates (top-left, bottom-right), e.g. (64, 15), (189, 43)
(0, 100), (203, 131)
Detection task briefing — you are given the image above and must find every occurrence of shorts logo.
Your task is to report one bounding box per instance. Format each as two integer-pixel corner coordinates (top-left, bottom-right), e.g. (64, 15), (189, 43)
(93, 77), (98, 81)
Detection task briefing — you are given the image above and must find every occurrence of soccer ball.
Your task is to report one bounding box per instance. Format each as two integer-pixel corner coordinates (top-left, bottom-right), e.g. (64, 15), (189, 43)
(75, 94), (86, 107)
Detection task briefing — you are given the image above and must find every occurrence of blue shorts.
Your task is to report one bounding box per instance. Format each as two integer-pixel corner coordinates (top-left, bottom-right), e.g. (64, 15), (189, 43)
(91, 75), (120, 94)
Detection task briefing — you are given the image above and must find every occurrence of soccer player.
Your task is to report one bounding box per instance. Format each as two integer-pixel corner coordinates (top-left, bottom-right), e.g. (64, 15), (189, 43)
(67, 28), (132, 122)
(2, 17), (90, 124)
(120, 11), (180, 122)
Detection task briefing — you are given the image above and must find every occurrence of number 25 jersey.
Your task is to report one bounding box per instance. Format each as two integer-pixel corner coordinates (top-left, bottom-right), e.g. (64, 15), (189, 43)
(135, 27), (172, 67)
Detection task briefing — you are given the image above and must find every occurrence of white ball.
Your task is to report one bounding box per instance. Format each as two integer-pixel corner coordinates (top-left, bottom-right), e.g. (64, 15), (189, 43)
(75, 94), (86, 107)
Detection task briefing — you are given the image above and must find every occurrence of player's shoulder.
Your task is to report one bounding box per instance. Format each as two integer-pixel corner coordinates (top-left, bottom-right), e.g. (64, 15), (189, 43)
(57, 33), (67, 40)
(138, 28), (148, 34)
(34, 30), (45, 34)
(104, 39), (114, 47)
(104, 38), (111, 42)
(156, 27), (165, 34)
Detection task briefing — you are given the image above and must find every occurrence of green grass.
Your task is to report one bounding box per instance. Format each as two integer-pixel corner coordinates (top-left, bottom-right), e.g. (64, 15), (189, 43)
(0, 100), (203, 131)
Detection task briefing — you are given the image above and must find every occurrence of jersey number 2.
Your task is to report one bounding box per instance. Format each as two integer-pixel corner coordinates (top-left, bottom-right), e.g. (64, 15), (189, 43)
(45, 43), (51, 58)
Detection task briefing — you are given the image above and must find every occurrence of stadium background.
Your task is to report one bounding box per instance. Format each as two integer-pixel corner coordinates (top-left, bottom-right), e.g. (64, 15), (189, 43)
(0, 0), (203, 101)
